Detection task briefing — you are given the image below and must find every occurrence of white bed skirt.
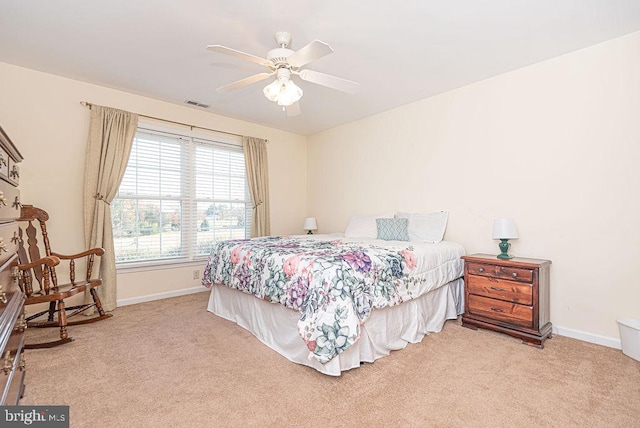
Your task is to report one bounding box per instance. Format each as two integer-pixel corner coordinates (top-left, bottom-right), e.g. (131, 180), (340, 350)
(207, 278), (464, 376)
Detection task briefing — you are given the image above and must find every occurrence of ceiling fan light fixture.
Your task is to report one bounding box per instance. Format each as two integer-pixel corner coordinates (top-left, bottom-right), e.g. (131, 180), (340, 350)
(263, 69), (303, 107)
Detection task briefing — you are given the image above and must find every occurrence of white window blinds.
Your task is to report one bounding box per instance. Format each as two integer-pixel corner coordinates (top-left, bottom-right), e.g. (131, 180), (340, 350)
(112, 128), (252, 265)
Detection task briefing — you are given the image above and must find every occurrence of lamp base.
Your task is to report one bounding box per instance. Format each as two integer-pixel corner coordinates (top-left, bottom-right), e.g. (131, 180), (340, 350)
(497, 239), (513, 260)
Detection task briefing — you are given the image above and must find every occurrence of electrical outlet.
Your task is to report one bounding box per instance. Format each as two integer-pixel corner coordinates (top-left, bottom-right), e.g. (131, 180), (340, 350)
(193, 269), (200, 280)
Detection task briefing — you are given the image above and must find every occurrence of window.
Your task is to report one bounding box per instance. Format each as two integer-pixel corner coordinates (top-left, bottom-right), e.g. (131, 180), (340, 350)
(111, 127), (252, 265)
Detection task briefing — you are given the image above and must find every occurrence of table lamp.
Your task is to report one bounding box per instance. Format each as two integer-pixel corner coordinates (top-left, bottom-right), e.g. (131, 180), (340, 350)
(492, 218), (518, 260)
(303, 217), (317, 235)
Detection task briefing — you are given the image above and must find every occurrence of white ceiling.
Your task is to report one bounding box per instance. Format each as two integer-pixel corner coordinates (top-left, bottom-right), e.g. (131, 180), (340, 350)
(2, 1), (640, 135)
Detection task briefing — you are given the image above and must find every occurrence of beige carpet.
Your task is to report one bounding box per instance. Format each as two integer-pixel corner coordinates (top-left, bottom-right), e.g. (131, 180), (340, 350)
(21, 291), (640, 427)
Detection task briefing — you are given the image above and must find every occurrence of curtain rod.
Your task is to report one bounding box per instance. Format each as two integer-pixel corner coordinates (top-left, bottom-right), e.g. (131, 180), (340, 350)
(80, 101), (266, 141)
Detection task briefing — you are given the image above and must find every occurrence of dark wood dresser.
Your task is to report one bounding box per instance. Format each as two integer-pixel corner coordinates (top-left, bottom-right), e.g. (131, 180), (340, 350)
(0, 125), (26, 405)
(461, 253), (552, 348)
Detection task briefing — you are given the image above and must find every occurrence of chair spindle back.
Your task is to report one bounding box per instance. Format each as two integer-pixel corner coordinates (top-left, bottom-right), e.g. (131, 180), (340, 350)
(17, 205), (58, 295)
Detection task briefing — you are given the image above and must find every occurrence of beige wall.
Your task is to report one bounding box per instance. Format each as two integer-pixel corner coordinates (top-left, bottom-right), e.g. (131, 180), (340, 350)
(0, 62), (308, 304)
(308, 31), (640, 345)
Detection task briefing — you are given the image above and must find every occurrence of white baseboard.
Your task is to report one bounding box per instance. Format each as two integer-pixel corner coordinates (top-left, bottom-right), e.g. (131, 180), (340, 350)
(117, 286), (209, 307)
(553, 325), (621, 350)
(118, 288), (624, 351)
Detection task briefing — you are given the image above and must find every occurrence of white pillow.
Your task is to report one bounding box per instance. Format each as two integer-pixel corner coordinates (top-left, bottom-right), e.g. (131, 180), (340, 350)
(396, 211), (449, 243)
(344, 213), (393, 239)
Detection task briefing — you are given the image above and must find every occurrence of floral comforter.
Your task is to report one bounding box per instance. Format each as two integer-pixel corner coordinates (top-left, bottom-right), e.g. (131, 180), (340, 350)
(202, 235), (464, 364)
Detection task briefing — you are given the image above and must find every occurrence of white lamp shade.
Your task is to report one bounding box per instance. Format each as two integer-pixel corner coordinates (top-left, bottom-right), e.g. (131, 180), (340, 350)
(492, 218), (519, 239)
(276, 80), (303, 106)
(263, 80), (282, 102)
(303, 217), (317, 231)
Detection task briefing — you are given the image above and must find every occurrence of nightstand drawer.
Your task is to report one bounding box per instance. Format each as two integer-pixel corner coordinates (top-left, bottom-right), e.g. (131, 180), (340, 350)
(467, 262), (533, 283)
(467, 275), (533, 305)
(468, 294), (533, 329)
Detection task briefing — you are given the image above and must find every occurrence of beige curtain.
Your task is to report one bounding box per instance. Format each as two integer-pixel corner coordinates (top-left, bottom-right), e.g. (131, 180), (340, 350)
(83, 105), (138, 311)
(242, 137), (270, 237)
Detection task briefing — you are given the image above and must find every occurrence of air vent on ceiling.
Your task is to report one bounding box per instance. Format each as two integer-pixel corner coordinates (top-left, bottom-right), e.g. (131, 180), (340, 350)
(184, 100), (210, 108)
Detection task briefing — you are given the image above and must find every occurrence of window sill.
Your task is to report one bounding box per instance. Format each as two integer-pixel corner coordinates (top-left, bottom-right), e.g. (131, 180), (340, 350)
(116, 258), (208, 274)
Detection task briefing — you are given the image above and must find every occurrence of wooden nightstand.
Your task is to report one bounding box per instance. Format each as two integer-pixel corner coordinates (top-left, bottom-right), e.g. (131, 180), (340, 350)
(461, 254), (552, 348)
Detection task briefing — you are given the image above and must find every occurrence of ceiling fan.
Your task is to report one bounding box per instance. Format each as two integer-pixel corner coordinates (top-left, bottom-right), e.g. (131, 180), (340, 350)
(207, 32), (359, 116)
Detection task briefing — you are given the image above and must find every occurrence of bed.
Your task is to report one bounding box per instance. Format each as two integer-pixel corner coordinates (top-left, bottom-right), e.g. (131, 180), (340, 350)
(202, 231), (465, 376)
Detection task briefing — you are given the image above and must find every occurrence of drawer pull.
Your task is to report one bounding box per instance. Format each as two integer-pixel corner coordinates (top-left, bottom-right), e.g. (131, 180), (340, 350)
(13, 196), (21, 209)
(19, 354), (26, 372)
(16, 312), (27, 332)
(0, 239), (7, 253)
(0, 284), (6, 304)
(0, 192), (6, 207)
(490, 307), (506, 313)
(490, 286), (507, 292)
(10, 165), (19, 179)
(11, 231), (21, 245)
(2, 351), (13, 375)
(512, 272), (517, 278)
(478, 267), (484, 273)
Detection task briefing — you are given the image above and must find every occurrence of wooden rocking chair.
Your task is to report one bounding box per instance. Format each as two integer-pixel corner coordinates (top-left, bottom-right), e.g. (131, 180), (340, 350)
(16, 204), (112, 349)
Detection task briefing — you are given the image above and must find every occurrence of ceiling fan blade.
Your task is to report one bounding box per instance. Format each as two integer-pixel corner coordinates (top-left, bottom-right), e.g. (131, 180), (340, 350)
(286, 102), (301, 117)
(216, 72), (274, 93)
(207, 45), (270, 67)
(287, 40), (334, 68)
(298, 69), (360, 94)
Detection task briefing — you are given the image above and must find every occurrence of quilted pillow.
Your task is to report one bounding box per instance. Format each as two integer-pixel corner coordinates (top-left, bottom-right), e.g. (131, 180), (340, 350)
(376, 218), (410, 241)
